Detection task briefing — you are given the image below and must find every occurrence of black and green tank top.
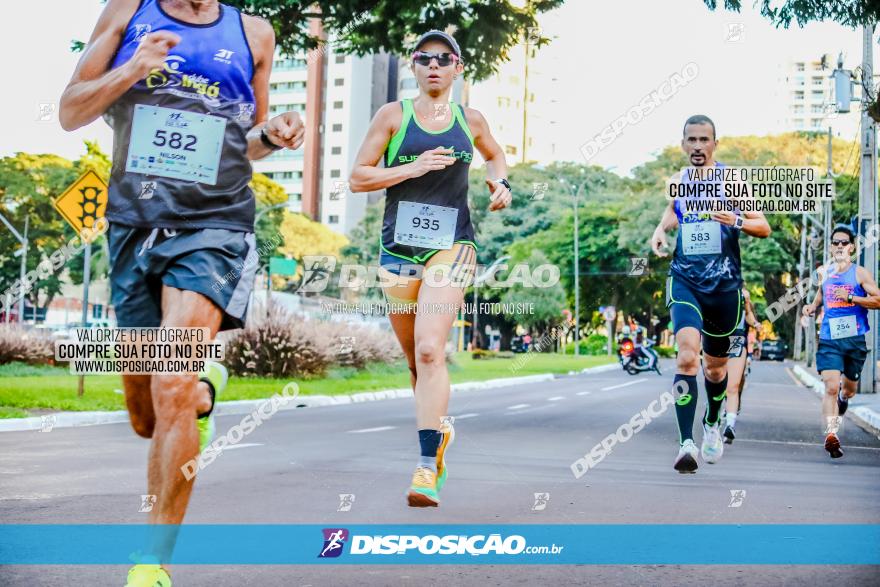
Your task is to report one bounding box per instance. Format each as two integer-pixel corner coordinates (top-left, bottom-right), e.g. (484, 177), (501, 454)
(381, 99), (475, 262)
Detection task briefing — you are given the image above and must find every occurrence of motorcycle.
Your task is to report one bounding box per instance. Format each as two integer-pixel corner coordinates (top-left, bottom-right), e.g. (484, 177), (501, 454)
(618, 337), (662, 376)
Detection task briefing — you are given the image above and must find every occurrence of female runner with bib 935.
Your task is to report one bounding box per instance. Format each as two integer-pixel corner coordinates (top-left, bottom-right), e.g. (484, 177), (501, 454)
(350, 30), (511, 507)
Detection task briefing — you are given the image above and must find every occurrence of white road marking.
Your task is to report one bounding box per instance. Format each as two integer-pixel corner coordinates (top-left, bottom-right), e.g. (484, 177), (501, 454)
(219, 443), (263, 451)
(507, 404), (530, 410)
(576, 391), (591, 396)
(601, 379), (645, 391)
(784, 367), (805, 387)
(547, 396), (565, 401)
(454, 413), (479, 419)
(736, 438), (880, 451)
(347, 426), (396, 434)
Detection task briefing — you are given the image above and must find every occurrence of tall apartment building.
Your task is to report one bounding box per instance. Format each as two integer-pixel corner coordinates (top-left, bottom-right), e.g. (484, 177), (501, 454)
(777, 54), (860, 138)
(466, 41), (556, 164)
(251, 53), (308, 212)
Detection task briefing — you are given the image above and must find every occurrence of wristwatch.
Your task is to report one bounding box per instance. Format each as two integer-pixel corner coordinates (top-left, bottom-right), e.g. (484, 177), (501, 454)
(495, 178), (511, 191)
(260, 127), (283, 151)
(847, 293), (854, 303)
(733, 216), (744, 230)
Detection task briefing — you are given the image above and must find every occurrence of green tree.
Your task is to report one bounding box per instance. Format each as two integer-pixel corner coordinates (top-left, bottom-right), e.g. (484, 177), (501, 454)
(76, 1), (563, 82)
(497, 249), (566, 337)
(702, 1), (880, 28)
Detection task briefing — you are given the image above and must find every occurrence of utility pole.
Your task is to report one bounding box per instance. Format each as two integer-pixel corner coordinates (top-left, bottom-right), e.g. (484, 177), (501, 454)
(521, 38), (531, 164)
(858, 23), (878, 393)
(794, 214), (807, 361)
(573, 184), (580, 356)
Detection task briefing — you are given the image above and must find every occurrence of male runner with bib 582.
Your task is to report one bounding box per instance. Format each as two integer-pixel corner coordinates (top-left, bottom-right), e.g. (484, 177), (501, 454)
(350, 30), (511, 507)
(651, 115), (771, 474)
(802, 225), (880, 459)
(60, 1), (303, 584)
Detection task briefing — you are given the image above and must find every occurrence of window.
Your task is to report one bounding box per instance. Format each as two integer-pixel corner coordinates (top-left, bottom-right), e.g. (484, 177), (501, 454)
(792, 105), (804, 114)
(328, 215), (339, 224)
(332, 123), (342, 132)
(334, 78), (344, 86)
(333, 101), (343, 109)
(505, 145), (517, 155)
(795, 62), (805, 72)
(811, 104), (824, 113)
(330, 169), (341, 178)
(335, 55), (345, 64)
(811, 90), (824, 100)
(812, 77), (824, 86)
(794, 91), (804, 100)
(331, 146), (342, 155)
(288, 193), (302, 202)
(263, 172), (274, 179)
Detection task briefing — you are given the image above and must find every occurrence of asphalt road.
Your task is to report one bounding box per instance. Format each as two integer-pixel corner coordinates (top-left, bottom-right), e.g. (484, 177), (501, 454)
(1, 358), (878, 585)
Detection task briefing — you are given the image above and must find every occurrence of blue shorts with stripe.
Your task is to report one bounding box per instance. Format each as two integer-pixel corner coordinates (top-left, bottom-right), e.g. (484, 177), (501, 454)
(107, 223), (256, 331)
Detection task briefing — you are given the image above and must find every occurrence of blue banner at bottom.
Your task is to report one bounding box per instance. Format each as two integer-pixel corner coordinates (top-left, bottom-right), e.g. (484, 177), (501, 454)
(1, 525), (878, 565)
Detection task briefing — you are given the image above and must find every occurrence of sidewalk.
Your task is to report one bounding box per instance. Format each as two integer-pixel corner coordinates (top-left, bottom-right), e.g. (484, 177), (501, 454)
(791, 362), (880, 438)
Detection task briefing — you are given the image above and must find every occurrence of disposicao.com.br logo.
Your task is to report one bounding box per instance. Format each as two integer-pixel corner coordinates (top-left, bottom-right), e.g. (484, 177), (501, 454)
(318, 528), (564, 558)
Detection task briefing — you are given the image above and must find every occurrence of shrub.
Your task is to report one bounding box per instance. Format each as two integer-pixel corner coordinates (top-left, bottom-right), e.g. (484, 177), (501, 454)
(0, 326), (54, 365)
(655, 345), (676, 358)
(564, 334), (614, 356)
(318, 320), (403, 369)
(222, 306), (403, 378)
(222, 307), (333, 378)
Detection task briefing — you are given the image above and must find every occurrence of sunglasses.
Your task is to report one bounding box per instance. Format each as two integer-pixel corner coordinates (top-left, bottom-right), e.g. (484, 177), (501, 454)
(412, 51), (459, 67)
(831, 240), (852, 246)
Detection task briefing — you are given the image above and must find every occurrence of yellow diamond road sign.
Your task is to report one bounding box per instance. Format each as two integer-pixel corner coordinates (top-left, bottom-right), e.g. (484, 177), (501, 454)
(54, 169), (108, 242)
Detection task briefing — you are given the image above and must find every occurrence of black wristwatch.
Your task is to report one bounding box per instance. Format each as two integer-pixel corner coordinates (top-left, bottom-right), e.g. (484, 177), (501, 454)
(495, 178), (511, 190)
(260, 127), (283, 151)
(733, 216), (744, 230)
(847, 293), (854, 303)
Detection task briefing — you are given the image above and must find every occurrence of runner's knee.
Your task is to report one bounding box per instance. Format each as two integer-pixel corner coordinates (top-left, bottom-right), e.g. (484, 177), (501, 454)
(152, 373), (201, 417)
(704, 363), (726, 383)
(415, 339), (445, 366)
(676, 348), (699, 372)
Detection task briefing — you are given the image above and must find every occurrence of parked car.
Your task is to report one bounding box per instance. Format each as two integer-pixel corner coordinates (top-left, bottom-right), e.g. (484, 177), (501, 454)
(760, 339), (788, 361)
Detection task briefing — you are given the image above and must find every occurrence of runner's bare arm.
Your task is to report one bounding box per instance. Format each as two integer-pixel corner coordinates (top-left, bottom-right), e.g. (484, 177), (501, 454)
(60, 0), (170, 131)
(651, 200), (678, 257)
(711, 180), (771, 238)
(465, 107), (511, 211)
(242, 16), (303, 159)
(803, 287), (823, 316)
(349, 103), (454, 192)
(854, 266), (880, 309)
(743, 292), (761, 329)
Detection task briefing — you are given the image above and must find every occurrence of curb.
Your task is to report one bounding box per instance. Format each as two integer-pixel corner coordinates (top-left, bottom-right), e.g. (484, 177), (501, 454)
(0, 367), (613, 433)
(791, 364), (880, 438)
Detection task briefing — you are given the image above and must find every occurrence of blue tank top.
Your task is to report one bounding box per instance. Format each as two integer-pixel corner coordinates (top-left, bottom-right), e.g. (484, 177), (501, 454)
(670, 163), (742, 293)
(104, 0), (256, 231)
(819, 264), (869, 340)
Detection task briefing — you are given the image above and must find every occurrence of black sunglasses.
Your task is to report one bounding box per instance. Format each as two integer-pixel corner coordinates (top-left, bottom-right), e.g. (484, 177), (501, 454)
(831, 239), (852, 246)
(412, 51), (459, 67)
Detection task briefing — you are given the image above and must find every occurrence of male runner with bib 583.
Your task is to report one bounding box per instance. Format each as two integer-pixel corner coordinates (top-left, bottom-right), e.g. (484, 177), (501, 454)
(802, 225), (880, 459)
(651, 115), (771, 473)
(60, 1), (304, 584)
(350, 30), (511, 507)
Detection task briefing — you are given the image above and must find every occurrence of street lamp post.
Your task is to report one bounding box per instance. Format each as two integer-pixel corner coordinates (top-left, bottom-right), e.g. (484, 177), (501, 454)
(560, 177), (586, 356)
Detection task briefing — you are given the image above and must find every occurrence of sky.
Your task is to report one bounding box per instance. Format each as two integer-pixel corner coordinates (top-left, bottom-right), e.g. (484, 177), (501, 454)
(0, 0), (873, 174)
